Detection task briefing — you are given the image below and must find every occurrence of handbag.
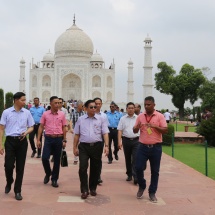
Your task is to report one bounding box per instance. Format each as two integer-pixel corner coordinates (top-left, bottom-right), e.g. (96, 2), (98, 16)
(61, 149), (68, 167)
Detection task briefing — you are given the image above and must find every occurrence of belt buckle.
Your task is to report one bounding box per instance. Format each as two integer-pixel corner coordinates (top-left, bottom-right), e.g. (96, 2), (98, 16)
(147, 144), (154, 148)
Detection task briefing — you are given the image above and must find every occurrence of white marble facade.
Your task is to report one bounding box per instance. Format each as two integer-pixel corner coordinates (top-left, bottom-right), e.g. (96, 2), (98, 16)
(29, 21), (115, 105)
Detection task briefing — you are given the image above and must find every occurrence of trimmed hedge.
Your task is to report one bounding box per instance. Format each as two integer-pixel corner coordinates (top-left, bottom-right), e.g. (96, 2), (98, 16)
(162, 124), (175, 146)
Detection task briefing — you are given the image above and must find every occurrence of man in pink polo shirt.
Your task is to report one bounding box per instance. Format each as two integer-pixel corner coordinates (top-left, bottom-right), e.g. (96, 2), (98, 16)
(37, 96), (67, 188)
(133, 96), (167, 202)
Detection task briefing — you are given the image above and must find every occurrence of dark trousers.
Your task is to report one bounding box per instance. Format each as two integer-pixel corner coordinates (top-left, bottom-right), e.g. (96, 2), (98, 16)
(98, 141), (104, 180)
(78, 142), (103, 193)
(135, 143), (162, 194)
(108, 128), (118, 161)
(4, 137), (28, 193)
(29, 124), (42, 155)
(42, 136), (63, 181)
(122, 137), (139, 179)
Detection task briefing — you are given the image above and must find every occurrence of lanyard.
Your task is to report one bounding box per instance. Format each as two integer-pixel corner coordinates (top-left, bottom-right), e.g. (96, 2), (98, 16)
(144, 113), (154, 123)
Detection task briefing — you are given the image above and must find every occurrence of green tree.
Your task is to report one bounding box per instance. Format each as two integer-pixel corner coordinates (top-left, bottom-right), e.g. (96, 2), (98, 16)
(0, 88), (4, 117)
(5, 92), (13, 108)
(198, 80), (215, 110)
(155, 62), (206, 120)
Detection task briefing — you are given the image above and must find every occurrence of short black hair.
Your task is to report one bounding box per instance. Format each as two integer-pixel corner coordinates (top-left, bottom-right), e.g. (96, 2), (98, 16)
(135, 103), (141, 109)
(13, 92), (25, 101)
(144, 96), (155, 103)
(58, 98), (64, 102)
(126, 102), (135, 108)
(93, 97), (102, 103)
(50, 96), (58, 102)
(84, 99), (95, 108)
(33, 97), (39, 100)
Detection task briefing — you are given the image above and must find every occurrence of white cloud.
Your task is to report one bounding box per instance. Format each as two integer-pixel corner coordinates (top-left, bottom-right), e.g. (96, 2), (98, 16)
(109, 0), (135, 14)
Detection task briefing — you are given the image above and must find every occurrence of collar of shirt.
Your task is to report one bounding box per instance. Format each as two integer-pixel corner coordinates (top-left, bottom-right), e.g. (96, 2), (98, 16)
(84, 114), (98, 119)
(48, 110), (59, 115)
(125, 113), (137, 118)
(11, 106), (24, 112)
(107, 110), (117, 114)
(143, 110), (157, 116)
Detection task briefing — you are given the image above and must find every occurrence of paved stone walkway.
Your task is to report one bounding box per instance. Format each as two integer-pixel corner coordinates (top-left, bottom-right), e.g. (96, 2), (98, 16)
(0, 133), (214, 215)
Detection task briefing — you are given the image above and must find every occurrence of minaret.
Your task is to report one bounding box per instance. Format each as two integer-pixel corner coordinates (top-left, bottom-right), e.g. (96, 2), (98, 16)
(127, 59), (134, 102)
(143, 35), (153, 99)
(19, 58), (26, 93)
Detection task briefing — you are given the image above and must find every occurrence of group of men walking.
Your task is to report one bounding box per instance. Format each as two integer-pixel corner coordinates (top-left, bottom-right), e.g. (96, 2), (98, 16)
(0, 92), (167, 203)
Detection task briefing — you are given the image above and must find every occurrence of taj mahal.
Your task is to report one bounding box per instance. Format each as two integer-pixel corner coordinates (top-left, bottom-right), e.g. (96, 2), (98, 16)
(19, 17), (153, 108)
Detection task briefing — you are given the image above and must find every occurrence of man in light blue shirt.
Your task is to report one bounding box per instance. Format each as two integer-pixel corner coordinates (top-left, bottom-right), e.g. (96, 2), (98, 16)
(29, 97), (45, 158)
(0, 92), (34, 201)
(106, 101), (122, 164)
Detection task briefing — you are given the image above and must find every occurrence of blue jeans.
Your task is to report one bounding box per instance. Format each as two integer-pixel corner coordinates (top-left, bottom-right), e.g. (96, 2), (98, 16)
(42, 136), (63, 181)
(135, 143), (162, 194)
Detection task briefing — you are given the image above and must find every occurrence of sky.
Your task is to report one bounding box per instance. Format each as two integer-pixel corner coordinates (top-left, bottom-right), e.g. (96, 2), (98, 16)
(0, 0), (215, 110)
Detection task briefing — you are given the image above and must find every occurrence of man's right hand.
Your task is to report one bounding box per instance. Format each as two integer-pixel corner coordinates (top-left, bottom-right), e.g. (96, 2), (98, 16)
(37, 140), (41, 148)
(73, 147), (79, 156)
(0, 148), (4, 155)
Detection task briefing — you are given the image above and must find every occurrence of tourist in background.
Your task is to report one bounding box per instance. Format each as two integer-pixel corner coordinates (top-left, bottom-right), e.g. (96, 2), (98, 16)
(163, 109), (171, 123)
(106, 101), (122, 164)
(29, 97), (45, 158)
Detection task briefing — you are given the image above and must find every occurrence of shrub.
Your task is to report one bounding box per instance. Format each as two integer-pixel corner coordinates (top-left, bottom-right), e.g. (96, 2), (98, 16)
(196, 113), (215, 147)
(5, 92), (13, 108)
(162, 124), (175, 146)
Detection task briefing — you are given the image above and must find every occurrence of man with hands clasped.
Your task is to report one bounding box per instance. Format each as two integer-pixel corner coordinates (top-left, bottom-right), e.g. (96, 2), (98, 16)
(133, 96), (167, 203)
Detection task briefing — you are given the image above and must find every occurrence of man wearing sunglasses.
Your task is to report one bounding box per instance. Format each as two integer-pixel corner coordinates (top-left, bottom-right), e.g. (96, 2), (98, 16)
(73, 100), (109, 199)
(106, 101), (122, 164)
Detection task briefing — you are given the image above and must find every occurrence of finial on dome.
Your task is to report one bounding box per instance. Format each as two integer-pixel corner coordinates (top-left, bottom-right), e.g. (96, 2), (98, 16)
(73, 14), (76, 25)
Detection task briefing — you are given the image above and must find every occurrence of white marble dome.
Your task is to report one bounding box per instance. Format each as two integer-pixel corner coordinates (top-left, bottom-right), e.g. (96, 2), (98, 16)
(43, 51), (54, 62)
(55, 24), (94, 58)
(20, 58), (25, 64)
(90, 51), (103, 62)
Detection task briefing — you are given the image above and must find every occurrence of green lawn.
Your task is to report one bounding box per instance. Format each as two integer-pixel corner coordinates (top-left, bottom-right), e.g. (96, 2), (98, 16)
(170, 122), (197, 132)
(163, 143), (215, 180)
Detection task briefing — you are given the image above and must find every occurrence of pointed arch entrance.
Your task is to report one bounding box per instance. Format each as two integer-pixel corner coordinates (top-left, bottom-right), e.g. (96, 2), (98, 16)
(62, 73), (81, 100)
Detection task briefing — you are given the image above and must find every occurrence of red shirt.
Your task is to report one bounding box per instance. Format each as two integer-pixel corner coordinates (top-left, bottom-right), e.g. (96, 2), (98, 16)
(40, 110), (67, 135)
(134, 110), (167, 144)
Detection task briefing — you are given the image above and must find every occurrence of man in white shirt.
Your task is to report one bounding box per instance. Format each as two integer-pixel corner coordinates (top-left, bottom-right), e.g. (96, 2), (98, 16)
(118, 102), (139, 185)
(163, 109), (171, 123)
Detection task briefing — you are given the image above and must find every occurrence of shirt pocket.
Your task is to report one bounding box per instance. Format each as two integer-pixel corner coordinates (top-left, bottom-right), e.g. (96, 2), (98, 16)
(93, 122), (102, 134)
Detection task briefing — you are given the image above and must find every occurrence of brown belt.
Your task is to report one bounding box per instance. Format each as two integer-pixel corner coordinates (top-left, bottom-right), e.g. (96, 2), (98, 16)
(46, 134), (63, 138)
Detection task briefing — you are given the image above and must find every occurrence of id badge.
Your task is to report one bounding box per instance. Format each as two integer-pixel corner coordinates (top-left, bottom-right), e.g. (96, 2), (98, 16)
(147, 127), (152, 135)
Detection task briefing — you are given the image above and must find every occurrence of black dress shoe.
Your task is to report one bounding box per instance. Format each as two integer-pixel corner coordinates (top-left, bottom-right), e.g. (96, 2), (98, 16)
(97, 178), (103, 184)
(126, 176), (132, 181)
(133, 178), (138, 185)
(108, 160), (112, 164)
(15, 193), (23, 201)
(31, 151), (36, 158)
(5, 179), (14, 194)
(43, 175), (50, 184)
(90, 190), (97, 196)
(81, 192), (89, 199)
(36, 155), (41, 158)
(114, 154), (119, 160)
(51, 180), (59, 188)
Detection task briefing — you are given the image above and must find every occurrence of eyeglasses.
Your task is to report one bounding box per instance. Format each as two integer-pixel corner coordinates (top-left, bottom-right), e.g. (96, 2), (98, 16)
(89, 106), (97, 109)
